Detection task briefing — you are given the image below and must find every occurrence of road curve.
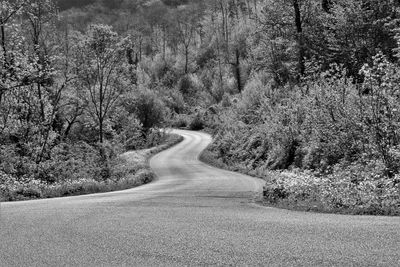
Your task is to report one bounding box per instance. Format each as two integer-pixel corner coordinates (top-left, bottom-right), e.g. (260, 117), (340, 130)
(1, 129), (400, 266)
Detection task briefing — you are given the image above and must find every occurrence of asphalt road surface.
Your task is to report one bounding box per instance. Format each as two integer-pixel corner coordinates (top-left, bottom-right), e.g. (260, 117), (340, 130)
(1, 129), (400, 266)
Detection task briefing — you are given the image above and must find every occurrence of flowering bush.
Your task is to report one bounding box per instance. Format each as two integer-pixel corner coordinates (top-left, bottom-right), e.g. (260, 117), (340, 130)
(263, 162), (400, 215)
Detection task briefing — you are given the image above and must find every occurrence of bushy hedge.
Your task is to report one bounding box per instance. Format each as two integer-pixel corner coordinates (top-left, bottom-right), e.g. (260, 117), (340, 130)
(263, 166), (400, 215)
(204, 53), (400, 215)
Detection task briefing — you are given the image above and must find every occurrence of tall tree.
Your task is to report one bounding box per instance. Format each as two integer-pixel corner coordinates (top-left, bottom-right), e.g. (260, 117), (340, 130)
(24, 0), (58, 121)
(291, 0), (305, 78)
(0, 0), (27, 104)
(73, 24), (128, 144)
(177, 19), (195, 74)
(0, 0), (26, 64)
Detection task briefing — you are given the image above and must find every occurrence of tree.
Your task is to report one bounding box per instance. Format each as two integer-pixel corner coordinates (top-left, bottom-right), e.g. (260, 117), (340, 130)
(0, 0), (26, 63)
(291, 0), (305, 78)
(177, 16), (195, 74)
(23, 0), (58, 121)
(0, 0), (27, 104)
(125, 89), (165, 132)
(251, 0), (298, 86)
(73, 24), (128, 144)
(226, 1), (253, 93)
(317, 0), (400, 79)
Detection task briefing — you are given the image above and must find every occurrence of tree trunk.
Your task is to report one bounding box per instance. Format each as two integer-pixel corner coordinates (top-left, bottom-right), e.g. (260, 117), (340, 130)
(37, 83), (45, 121)
(215, 20), (224, 94)
(63, 119), (75, 140)
(99, 82), (104, 144)
(322, 0), (332, 13)
(219, 1), (229, 57)
(253, 0), (258, 19)
(293, 0), (305, 79)
(234, 49), (242, 93)
(139, 38), (142, 61)
(99, 118), (104, 144)
(185, 46), (189, 74)
(245, 0), (251, 19)
(1, 20), (6, 61)
(162, 26), (166, 61)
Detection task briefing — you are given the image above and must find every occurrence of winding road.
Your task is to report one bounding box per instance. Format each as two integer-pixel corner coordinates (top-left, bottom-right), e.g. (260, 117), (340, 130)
(1, 129), (400, 266)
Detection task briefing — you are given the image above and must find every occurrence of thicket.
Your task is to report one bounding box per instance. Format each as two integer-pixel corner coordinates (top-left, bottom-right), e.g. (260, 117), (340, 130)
(206, 54), (400, 214)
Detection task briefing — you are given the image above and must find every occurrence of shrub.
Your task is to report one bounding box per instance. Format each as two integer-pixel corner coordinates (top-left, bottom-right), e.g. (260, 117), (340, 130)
(113, 115), (145, 150)
(129, 89), (165, 131)
(144, 129), (168, 148)
(206, 55), (400, 214)
(196, 46), (216, 68)
(41, 141), (101, 183)
(163, 89), (187, 114)
(189, 115), (205, 130)
(171, 115), (188, 128)
(178, 75), (194, 95)
(135, 169), (155, 184)
(262, 163), (400, 215)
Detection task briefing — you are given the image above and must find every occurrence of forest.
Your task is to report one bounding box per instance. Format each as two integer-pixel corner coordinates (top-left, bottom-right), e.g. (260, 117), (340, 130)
(1, 0), (400, 214)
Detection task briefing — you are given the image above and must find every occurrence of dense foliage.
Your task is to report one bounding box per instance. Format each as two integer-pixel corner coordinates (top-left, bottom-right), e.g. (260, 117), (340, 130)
(1, 0), (400, 212)
(205, 54), (400, 214)
(0, 0), (168, 200)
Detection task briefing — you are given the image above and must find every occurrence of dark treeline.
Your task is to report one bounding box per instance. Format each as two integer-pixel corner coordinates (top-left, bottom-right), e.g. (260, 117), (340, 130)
(57, 0), (96, 10)
(57, 0), (192, 10)
(1, 0), (400, 212)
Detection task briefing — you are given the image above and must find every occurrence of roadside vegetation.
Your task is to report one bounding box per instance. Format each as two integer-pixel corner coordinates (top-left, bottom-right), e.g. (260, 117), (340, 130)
(0, 0), (181, 201)
(1, 0), (400, 214)
(0, 133), (182, 201)
(201, 58), (400, 215)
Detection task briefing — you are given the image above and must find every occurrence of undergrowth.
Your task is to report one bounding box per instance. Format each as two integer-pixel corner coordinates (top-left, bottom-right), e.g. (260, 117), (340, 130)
(0, 133), (182, 201)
